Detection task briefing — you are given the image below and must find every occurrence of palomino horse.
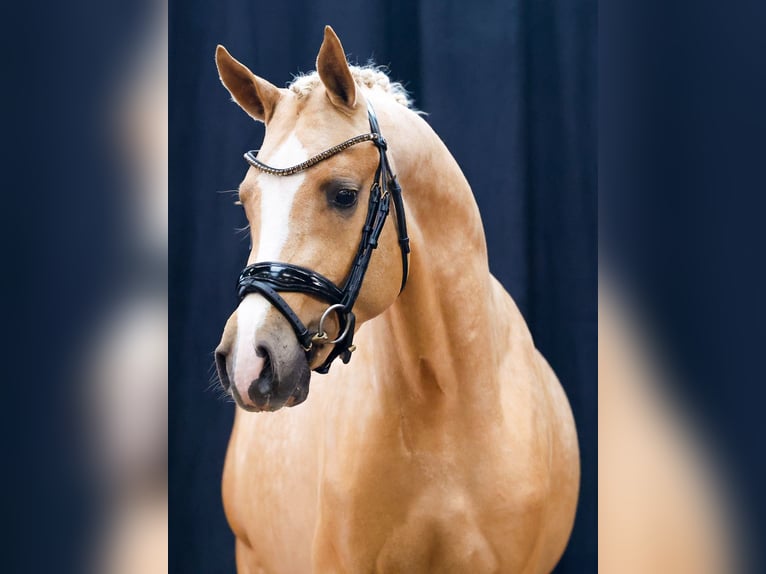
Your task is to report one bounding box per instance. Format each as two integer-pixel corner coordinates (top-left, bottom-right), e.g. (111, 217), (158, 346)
(214, 26), (579, 574)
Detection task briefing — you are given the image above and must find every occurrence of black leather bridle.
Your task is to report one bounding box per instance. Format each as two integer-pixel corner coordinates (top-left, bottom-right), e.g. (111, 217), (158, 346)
(236, 102), (410, 374)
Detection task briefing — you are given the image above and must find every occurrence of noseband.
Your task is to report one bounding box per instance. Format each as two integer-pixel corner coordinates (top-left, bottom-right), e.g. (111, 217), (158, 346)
(236, 102), (410, 374)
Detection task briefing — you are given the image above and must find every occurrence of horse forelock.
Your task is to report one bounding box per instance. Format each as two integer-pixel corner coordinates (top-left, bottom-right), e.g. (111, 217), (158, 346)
(288, 65), (416, 111)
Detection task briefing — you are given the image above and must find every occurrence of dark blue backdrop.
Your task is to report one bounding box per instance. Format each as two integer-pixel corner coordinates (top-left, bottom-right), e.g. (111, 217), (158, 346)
(169, 1), (596, 572)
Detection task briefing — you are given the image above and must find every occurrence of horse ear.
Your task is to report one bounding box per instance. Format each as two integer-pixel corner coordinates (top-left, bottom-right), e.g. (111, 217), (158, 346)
(215, 45), (281, 123)
(316, 26), (357, 110)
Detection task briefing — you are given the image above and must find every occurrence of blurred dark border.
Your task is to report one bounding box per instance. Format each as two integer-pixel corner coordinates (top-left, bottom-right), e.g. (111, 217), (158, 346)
(5, 0), (156, 572)
(602, 0), (766, 570)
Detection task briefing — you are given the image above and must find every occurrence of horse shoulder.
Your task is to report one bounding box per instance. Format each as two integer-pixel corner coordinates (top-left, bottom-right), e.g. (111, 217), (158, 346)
(488, 277), (580, 570)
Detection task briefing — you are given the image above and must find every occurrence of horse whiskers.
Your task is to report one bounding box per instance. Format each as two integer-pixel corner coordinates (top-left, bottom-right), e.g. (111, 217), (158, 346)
(236, 225), (251, 244)
(216, 189), (243, 205)
(204, 377), (221, 393)
(205, 360), (237, 404)
(209, 377), (235, 404)
(206, 361), (223, 391)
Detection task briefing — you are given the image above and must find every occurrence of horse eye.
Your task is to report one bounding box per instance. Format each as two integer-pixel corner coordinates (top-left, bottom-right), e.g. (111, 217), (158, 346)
(332, 188), (358, 209)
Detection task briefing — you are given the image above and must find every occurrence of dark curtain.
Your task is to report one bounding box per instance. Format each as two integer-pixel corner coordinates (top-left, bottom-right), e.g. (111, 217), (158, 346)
(169, 1), (596, 572)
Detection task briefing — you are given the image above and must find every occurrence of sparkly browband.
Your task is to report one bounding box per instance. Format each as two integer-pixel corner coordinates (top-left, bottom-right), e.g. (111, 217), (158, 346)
(244, 133), (381, 176)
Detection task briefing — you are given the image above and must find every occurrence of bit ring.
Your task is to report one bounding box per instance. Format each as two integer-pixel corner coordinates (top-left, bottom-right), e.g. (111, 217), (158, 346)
(311, 304), (351, 345)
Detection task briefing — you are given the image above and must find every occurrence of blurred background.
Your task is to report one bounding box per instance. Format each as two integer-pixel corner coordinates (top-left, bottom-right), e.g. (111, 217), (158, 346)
(4, 0), (167, 572)
(170, 1), (596, 572)
(599, 0), (766, 571)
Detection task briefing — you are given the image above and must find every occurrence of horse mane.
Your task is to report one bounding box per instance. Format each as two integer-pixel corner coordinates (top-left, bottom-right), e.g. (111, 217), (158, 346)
(288, 64), (415, 110)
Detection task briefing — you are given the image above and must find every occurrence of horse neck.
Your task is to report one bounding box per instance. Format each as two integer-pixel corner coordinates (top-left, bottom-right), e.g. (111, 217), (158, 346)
(370, 106), (505, 407)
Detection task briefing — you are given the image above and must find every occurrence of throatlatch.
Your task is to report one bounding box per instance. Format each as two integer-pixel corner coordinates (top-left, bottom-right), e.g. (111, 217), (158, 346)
(236, 102), (410, 374)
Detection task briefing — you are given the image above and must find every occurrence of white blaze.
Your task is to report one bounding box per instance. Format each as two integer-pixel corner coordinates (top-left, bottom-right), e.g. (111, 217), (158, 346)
(233, 133), (307, 393)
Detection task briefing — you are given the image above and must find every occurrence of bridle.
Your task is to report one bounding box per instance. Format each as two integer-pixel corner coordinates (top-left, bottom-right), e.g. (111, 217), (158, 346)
(236, 102), (410, 374)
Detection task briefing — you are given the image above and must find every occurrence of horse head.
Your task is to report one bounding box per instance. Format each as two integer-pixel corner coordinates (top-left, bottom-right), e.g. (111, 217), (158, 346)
(214, 27), (409, 411)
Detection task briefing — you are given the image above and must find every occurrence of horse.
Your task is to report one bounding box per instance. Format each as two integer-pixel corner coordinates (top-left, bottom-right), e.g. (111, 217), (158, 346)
(214, 26), (579, 574)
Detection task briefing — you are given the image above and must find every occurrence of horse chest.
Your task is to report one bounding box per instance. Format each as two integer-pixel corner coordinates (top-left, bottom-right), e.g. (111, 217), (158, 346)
(312, 479), (503, 573)
(311, 423), (527, 573)
(224, 355), (564, 573)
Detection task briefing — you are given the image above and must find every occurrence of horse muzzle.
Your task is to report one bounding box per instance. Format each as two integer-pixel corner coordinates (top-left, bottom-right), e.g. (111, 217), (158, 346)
(216, 308), (311, 412)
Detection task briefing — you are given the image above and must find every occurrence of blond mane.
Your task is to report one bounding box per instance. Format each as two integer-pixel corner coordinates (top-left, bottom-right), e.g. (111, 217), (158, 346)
(288, 65), (414, 109)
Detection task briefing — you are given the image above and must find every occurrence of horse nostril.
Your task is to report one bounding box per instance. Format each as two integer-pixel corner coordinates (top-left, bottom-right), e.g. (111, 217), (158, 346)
(249, 346), (276, 403)
(256, 377), (272, 396)
(215, 350), (231, 391)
